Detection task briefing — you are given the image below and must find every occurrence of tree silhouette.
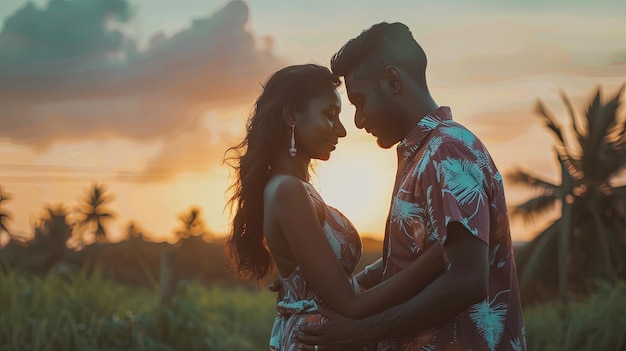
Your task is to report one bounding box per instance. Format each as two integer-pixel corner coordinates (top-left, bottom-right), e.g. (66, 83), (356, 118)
(34, 204), (73, 250)
(124, 220), (145, 241)
(5, 204), (75, 273)
(508, 85), (626, 304)
(174, 206), (209, 240)
(75, 182), (115, 243)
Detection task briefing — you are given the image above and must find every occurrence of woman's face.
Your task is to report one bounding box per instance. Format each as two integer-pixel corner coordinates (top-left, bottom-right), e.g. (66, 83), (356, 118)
(293, 88), (346, 161)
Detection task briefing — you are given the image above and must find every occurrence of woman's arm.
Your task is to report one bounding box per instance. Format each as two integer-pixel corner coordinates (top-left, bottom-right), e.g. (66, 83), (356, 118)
(267, 176), (445, 319)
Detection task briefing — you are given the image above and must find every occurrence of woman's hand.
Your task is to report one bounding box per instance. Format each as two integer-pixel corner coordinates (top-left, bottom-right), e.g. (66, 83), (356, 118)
(293, 307), (368, 351)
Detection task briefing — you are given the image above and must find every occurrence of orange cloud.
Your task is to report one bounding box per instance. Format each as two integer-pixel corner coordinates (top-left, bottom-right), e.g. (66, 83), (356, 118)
(0, 1), (284, 154)
(0, 0), (286, 181)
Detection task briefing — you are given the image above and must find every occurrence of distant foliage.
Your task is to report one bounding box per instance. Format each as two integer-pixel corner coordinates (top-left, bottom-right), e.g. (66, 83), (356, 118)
(174, 206), (210, 240)
(508, 85), (626, 305)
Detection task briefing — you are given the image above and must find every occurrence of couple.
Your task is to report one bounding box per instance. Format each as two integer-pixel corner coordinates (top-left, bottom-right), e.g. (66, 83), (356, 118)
(225, 22), (526, 351)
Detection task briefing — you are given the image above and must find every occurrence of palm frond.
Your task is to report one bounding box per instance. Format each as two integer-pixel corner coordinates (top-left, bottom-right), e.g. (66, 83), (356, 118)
(96, 222), (105, 234)
(506, 169), (559, 191)
(614, 84), (626, 142)
(75, 183), (115, 242)
(535, 100), (566, 147)
(511, 194), (559, 223)
(560, 90), (584, 150)
(0, 213), (10, 234)
(602, 85), (625, 146)
(581, 87), (626, 182)
(0, 193), (11, 204)
(555, 147), (584, 182)
(581, 90), (606, 175)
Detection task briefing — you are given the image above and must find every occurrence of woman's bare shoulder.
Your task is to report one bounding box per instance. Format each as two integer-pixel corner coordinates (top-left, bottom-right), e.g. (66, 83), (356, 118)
(264, 174), (308, 206)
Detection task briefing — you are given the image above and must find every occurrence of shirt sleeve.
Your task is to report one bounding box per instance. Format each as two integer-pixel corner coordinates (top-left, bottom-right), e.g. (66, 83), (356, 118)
(417, 140), (491, 247)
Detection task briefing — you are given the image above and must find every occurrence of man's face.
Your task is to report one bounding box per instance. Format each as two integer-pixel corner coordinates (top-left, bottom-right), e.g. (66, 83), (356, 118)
(345, 72), (405, 149)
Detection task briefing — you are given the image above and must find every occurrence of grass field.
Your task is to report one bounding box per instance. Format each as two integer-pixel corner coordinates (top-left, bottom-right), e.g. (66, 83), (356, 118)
(1, 269), (624, 351)
(0, 269), (276, 351)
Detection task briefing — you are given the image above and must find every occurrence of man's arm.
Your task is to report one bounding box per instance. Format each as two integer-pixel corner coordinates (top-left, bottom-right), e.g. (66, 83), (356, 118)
(361, 222), (488, 339)
(294, 221), (488, 349)
(272, 256), (382, 293)
(268, 175), (445, 319)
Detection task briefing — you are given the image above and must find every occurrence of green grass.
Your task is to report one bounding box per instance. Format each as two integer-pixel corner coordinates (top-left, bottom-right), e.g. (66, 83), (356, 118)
(524, 281), (626, 351)
(0, 269), (276, 351)
(2, 269), (625, 351)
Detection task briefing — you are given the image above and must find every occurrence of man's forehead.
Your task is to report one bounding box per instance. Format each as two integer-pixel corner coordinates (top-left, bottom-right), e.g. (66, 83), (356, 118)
(344, 73), (368, 93)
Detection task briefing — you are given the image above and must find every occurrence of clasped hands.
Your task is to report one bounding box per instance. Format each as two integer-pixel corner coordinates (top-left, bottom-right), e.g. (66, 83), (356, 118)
(268, 281), (368, 351)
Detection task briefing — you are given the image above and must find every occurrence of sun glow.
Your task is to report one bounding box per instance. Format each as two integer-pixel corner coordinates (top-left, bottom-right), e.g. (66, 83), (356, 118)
(313, 140), (397, 239)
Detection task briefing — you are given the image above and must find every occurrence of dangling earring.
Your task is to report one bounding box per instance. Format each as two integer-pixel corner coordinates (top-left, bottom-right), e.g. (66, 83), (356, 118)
(289, 124), (297, 157)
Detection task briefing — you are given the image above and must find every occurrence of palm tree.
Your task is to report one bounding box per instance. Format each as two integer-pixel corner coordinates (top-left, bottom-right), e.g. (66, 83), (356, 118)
(75, 182), (115, 243)
(35, 204), (73, 250)
(8, 204), (74, 273)
(174, 206), (208, 240)
(508, 85), (626, 304)
(124, 220), (145, 241)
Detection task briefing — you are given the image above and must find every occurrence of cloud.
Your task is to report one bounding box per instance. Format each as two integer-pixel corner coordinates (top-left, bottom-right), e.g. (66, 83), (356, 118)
(0, 0), (284, 157)
(0, 0), (285, 181)
(0, 0), (135, 64)
(115, 124), (233, 182)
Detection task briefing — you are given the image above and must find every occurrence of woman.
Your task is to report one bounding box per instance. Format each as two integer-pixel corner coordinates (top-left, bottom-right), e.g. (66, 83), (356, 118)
(224, 64), (444, 350)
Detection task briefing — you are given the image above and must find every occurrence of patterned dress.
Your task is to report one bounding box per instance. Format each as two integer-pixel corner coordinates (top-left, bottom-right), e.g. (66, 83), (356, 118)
(269, 183), (362, 351)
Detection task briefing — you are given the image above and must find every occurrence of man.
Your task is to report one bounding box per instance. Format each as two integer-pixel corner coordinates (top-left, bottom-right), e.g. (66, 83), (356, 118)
(294, 22), (526, 351)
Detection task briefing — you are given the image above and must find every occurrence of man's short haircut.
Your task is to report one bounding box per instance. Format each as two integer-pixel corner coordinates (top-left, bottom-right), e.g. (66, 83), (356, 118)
(330, 22), (428, 88)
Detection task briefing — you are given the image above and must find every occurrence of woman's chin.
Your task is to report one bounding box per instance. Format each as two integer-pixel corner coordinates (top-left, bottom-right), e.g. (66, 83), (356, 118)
(317, 155), (331, 161)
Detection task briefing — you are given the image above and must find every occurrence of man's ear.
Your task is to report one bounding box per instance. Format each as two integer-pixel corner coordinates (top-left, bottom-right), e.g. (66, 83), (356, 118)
(282, 106), (296, 125)
(383, 65), (401, 95)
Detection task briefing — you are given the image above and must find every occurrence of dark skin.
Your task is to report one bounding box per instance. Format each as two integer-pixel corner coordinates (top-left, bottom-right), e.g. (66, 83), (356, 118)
(263, 88), (446, 321)
(265, 175), (446, 319)
(293, 65), (490, 350)
(353, 258), (383, 290)
(294, 223), (489, 350)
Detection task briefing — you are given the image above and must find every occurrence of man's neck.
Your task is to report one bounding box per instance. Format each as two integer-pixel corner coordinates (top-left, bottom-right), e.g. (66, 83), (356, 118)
(403, 92), (439, 134)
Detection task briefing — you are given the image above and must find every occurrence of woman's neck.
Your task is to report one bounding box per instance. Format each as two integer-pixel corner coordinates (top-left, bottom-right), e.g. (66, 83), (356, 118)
(270, 157), (310, 182)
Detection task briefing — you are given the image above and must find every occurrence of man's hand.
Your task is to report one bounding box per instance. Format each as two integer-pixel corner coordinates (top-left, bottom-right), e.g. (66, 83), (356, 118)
(293, 307), (368, 351)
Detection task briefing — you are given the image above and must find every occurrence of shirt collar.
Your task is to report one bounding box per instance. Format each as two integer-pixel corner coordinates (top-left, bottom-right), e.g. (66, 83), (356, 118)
(397, 106), (452, 153)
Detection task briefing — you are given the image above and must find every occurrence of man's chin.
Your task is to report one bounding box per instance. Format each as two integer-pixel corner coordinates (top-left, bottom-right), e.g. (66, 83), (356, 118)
(376, 138), (397, 149)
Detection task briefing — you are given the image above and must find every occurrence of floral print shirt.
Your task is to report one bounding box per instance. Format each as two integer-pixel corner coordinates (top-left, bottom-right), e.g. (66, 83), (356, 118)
(378, 107), (526, 351)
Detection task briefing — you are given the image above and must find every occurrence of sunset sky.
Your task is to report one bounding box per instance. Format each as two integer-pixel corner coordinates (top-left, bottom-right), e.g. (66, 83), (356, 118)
(1, 0), (625, 244)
